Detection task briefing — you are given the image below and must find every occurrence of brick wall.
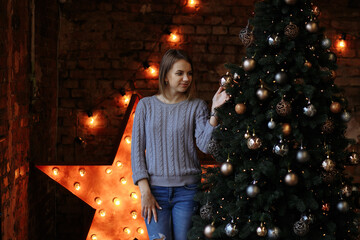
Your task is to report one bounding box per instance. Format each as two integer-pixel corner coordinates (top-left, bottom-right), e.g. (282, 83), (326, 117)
(0, 0), (359, 239)
(0, 0), (31, 239)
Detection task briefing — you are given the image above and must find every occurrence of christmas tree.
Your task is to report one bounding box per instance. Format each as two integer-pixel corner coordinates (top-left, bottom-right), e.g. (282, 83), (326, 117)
(189, 0), (360, 239)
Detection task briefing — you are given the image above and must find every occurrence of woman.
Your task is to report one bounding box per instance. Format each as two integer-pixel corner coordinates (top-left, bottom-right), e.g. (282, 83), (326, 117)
(131, 49), (228, 240)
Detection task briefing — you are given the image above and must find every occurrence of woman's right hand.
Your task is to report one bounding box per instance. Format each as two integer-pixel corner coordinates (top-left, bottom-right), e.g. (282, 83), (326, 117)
(138, 179), (162, 224)
(141, 190), (162, 224)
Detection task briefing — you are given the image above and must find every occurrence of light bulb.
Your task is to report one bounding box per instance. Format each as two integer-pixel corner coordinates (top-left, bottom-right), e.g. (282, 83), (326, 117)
(74, 182), (80, 190)
(79, 168), (86, 177)
(123, 95), (130, 106)
(337, 39), (346, 49)
(116, 161), (123, 168)
(113, 197), (121, 206)
(170, 33), (178, 41)
(188, 0), (196, 6)
(130, 192), (138, 199)
(105, 168), (112, 174)
(52, 167), (59, 175)
(131, 211), (137, 219)
(123, 227), (131, 234)
(137, 227), (144, 234)
(91, 234), (97, 240)
(99, 209), (106, 217)
(95, 197), (102, 205)
(120, 177), (127, 184)
(124, 136), (131, 144)
(89, 117), (95, 126)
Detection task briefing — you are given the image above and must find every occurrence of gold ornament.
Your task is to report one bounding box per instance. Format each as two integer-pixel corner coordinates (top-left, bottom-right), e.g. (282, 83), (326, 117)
(256, 223), (267, 237)
(239, 27), (254, 47)
(342, 185), (352, 197)
(322, 119), (334, 133)
(304, 60), (312, 68)
(244, 129), (251, 139)
(221, 159), (234, 176)
(284, 22), (299, 39)
(235, 103), (246, 114)
(285, 172), (298, 186)
(312, 5), (321, 17)
(220, 72), (233, 88)
(282, 123), (291, 136)
(204, 223), (216, 238)
(247, 134), (262, 150)
(256, 85), (270, 100)
(306, 21), (319, 33)
(243, 58), (256, 71)
(327, 52), (337, 63)
(322, 156), (335, 172)
(276, 99), (292, 117)
(330, 102), (341, 113)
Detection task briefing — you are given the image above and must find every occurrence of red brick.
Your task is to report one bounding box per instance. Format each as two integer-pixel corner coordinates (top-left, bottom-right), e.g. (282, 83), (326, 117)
(178, 25), (195, 34)
(196, 26), (211, 34)
(212, 26), (228, 35)
(62, 80), (79, 88)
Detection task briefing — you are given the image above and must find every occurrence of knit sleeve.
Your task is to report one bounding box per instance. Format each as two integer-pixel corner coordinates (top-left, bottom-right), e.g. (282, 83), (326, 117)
(194, 100), (215, 154)
(131, 99), (149, 185)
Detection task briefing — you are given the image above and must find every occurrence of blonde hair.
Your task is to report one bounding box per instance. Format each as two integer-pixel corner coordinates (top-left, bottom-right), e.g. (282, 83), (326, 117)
(158, 49), (196, 100)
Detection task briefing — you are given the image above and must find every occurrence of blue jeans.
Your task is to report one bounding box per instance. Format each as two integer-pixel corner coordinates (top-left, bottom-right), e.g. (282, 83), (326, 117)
(145, 184), (199, 240)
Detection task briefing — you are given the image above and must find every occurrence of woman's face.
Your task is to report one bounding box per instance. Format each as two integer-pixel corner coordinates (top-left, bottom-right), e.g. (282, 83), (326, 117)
(165, 59), (192, 94)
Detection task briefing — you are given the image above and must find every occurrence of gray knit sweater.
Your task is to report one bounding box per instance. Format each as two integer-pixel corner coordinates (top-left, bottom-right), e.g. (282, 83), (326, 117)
(131, 95), (214, 187)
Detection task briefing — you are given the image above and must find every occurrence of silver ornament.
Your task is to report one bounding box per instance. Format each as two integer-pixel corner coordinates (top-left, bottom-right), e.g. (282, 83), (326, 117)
(306, 21), (319, 33)
(275, 71), (288, 84)
(256, 224), (267, 237)
(220, 72), (233, 87)
(225, 221), (238, 237)
(293, 219), (309, 236)
(244, 131), (251, 139)
(285, 172), (298, 186)
(256, 87), (269, 100)
(204, 224), (216, 238)
(243, 58), (256, 71)
(337, 201), (349, 212)
(273, 140), (289, 156)
(268, 119), (276, 129)
(301, 214), (314, 224)
(268, 35), (281, 46)
(297, 148), (310, 163)
(322, 158), (335, 172)
(221, 161), (234, 176)
(267, 227), (280, 239)
(200, 203), (213, 220)
(349, 152), (359, 165)
(341, 111), (351, 122)
(321, 38), (332, 49)
(246, 184), (260, 198)
(303, 104), (317, 117)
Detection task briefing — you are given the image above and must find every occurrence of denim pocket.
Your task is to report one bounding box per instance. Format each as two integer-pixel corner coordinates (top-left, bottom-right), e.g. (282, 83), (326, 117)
(183, 183), (199, 190)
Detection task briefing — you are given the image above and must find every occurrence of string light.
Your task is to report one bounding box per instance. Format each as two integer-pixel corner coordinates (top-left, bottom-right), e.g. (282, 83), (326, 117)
(137, 227), (145, 234)
(123, 95), (130, 106)
(124, 136), (131, 144)
(123, 227), (131, 234)
(74, 182), (81, 190)
(52, 167), (59, 175)
(120, 177), (127, 184)
(105, 168), (113, 174)
(336, 33), (347, 50)
(99, 209), (106, 217)
(188, 0), (197, 7)
(130, 192), (138, 199)
(169, 33), (178, 42)
(91, 234), (97, 240)
(116, 161), (123, 168)
(94, 197), (102, 205)
(113, 197), (121, 206)
(131, 211), (137, 219)
(79, 168), (86, 177)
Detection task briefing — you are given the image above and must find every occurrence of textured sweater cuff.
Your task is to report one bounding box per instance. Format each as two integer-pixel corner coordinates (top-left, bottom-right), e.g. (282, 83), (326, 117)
(132, 171), (149, 185)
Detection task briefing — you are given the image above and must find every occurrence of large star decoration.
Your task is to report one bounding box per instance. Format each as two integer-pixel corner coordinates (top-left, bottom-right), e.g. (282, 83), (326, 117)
(37, 95), (148, 240)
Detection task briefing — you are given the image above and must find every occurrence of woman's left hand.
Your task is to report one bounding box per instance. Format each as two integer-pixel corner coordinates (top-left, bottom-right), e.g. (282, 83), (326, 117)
(211, 86), (229, 111)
